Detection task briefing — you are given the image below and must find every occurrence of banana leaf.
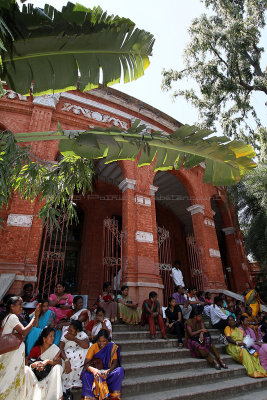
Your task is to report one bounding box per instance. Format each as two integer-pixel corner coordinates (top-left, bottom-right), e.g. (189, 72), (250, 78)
(15, 121), (257, 186)
(0, 1), (154, 95)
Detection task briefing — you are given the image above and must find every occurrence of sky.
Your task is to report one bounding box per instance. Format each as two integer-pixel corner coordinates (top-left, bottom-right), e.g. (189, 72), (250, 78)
(29, 0), (266, 129)
(30, 0), (206, 125)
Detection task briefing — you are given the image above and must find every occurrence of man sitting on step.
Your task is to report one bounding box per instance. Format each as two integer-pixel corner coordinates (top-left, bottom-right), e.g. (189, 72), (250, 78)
(140, 291), (167, 340)
(210, 296), (228, 332)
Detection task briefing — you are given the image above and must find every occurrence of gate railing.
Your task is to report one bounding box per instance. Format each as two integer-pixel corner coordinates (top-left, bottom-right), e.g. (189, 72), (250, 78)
(37, 216), (69, 297)
(186, 234), (203, 291)
(157, 226), (173, 306)
(103, 218), (122, 296)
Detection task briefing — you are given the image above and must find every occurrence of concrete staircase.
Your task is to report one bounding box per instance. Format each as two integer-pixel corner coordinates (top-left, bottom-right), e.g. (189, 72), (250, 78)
(113, 323), (267, 400)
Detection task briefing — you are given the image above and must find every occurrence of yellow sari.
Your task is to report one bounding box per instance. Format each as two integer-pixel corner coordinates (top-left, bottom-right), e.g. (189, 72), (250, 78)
(245, 289), (261, 317)
(224, 326), (267, 378)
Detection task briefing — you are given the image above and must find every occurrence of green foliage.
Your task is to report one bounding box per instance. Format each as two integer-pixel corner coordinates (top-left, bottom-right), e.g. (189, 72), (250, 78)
(15, 120), (257, 186)
(0, 130), (93, 227)
(228, 164), (267, 267)
(0, 1), (154, 95)
(162, 0), (267, 159)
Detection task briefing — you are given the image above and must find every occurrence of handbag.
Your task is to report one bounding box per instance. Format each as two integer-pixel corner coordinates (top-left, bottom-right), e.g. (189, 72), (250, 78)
(83, 356), (104, 371)
(0, 315), (23, 355)
(28, 357), (52, 381)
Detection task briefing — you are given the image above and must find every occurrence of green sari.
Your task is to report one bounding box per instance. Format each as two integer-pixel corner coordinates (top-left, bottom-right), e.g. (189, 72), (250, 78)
(117, 295), (142, 325)
(225, 327), (266, 378)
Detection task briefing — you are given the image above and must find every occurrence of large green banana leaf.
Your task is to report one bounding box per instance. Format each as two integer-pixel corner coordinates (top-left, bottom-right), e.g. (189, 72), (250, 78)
(15, 121), (257, 186)
(0, 1), (154, 95)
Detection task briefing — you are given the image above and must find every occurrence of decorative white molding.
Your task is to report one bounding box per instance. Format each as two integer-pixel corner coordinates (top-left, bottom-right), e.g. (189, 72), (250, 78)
(209, 248), (221, 258)
(204, 218), (215, 227)
(199, 162), (206, 169)
(135, 231), (153, 243)
(33, 94), (60, 109)
(4, 90), (27, 101)
(222, 227), (235, 235)
(150, 185), (159, 196)
(61, 92), (169, 135)
(124, 281), (164, 289)
(15, 275), (37, 282)
(187, 204), (205, 215)
(118, 178), (136, 192)
(62, 102), (128, 129)
(135, 195), (151, 207)
(7, 214), (33, 228)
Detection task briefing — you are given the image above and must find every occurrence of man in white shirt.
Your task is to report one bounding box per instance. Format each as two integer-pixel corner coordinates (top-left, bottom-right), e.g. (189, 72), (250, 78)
(210, 296), (228, 331)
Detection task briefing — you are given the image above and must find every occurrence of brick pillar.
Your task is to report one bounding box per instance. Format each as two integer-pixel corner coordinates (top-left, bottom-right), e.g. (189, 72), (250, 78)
(187, 204), (226, 290)
(120, 178), (162, 306)
(222, 227), (251, 293)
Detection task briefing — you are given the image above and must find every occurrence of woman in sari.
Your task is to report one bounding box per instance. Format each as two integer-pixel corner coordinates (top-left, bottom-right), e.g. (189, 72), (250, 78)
(244, 283), (262, 317)
(25, 298), (61, 356)
(0, 296), (41, 400)
(60, 320), (89, 397)
(185, 308), (227, 370)
(117, 285), (142, 325)
(49, 281), (73, 323)
(239, 315), (262, 352)
(81, 329), (124, 400)
(242, 306), (260, 338)
(26, 326), (63, 400)
(99, 282), (118, 323)
(59, 295), (90, 336)
(86, 307), (112, 341)
(224, 315), (266, 378)
(259, 325), (267, 372)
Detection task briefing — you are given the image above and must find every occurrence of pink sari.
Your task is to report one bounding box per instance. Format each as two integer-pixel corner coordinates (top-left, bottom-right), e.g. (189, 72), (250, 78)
(49, 293), (73, 323)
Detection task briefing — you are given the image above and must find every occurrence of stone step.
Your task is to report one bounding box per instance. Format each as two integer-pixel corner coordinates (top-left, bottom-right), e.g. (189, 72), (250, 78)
(123, 354), (235, 377)
(113, 330), (220, 342)
(123, 374), (267, 400)
(122, 364), (246, 396)
(113, 323), (217, 334)
(227, 389), (267, 400)
(120, 343), (226, 363)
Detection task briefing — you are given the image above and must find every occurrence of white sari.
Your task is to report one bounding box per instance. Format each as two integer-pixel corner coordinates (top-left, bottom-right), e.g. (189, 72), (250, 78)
(25, 343), (63, 400)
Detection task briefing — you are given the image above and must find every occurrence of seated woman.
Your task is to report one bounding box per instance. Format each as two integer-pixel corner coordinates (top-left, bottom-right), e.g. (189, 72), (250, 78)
(244, 282), (262, 318)
(60, 320), (90, 397)
(86, 307), (112, 341)
(0, 296), (41, 400)
(21, 283), (38, 323)
(259, 324), (267, 372)
(185, 308), (227, 370)
(49, 281), (73, 323)
(99, 282), (118, 323)
(187, 286), (205, 313)
(224, 315), (266, 378)
(242, 306), (260, 338)
(117, 285), (142, 325)
(59, 295), (90, 335)
(81, 329), (124, 400)
(239, 315), (262, 352)
(26, 326), (63, 400)
(165, 296), (184, 348)
(25, 297), (61, 356)
(141, 291), (167, 340)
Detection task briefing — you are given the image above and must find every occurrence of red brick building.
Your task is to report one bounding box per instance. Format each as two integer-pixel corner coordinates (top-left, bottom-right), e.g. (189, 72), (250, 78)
(0, 87), (252, 305)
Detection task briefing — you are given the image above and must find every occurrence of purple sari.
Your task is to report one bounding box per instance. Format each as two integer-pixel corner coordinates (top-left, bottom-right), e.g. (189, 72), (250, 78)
(185, 318), (212, 358)
(81, 342), (124, 399)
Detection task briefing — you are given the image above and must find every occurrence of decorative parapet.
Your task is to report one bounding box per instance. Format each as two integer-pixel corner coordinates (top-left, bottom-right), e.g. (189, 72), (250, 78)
(149, 185), (159, 196)
(135, 195), (151, 206)
(135, 231), (153, 243)
(209, 248), (221, 258)
(118, 178), (136, 192)
(7, 214), (33, 228)
(33, 94), (61, 109)
(187, 204), (205, 215)
(222, 227), (236, 235)
(4, 90), (27, 101)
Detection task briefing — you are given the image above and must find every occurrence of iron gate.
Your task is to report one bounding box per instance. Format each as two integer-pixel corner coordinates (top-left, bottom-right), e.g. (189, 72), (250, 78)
(37, 216), (69, 297)
(186, 234), (204, 291)
(103, 217), (122, 295)
(157, 226), (173, 306)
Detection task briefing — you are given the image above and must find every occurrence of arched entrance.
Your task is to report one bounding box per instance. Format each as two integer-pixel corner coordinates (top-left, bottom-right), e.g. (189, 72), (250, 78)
(154, 171), (203, 304)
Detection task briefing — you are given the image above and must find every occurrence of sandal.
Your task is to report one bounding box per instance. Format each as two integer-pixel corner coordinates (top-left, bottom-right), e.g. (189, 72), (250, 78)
(178, 342), (184, 348)
(219, 360), (228, 369)
(214, 362), (221, 370)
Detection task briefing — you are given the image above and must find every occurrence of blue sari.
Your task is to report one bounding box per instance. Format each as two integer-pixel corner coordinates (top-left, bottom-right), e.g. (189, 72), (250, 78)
(81, 342), (124, 399)
(25, 310), (62, 355)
